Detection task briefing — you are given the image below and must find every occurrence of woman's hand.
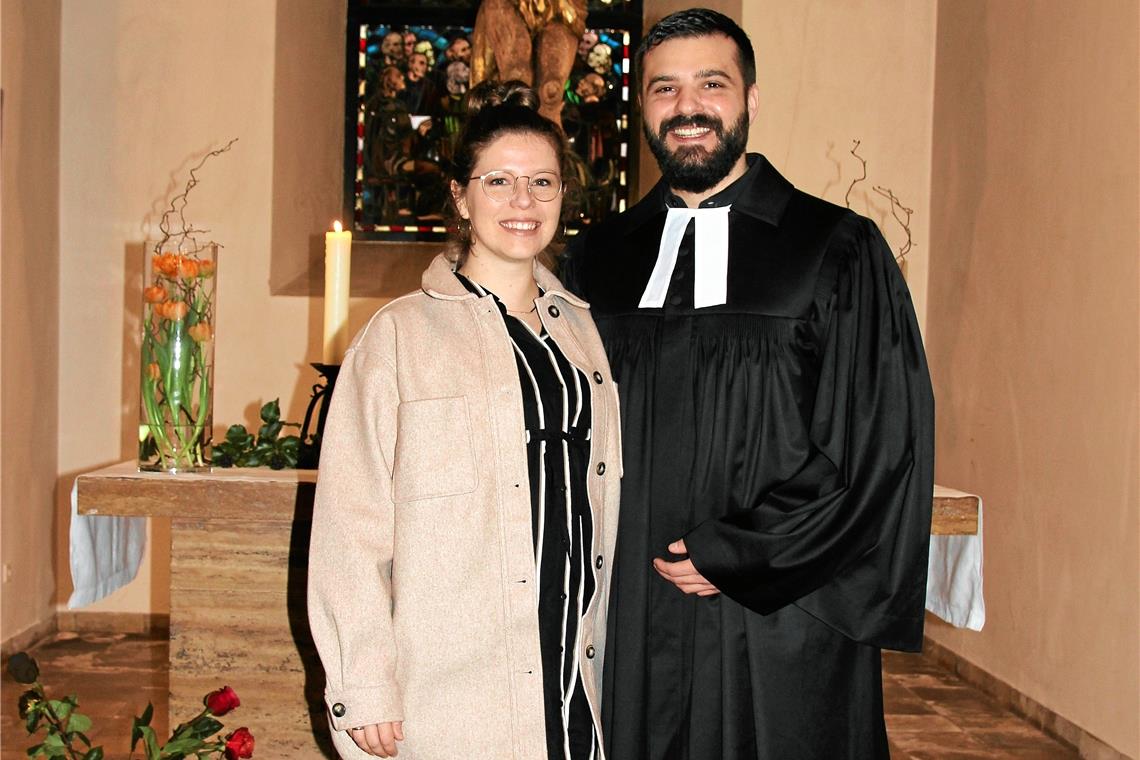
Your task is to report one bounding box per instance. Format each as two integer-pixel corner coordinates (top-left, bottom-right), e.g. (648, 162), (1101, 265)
(349, 721), (404, 757)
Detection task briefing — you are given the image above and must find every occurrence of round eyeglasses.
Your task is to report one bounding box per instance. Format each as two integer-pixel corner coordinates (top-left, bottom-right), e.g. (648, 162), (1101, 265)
(466, 170), (563, 203)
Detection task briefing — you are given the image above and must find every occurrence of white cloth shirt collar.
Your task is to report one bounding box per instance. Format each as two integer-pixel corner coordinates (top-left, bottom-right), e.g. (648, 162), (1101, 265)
(638, 205), (732, 309)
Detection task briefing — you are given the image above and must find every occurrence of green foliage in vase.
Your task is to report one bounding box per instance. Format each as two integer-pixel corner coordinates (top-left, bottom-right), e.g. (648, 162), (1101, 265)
(211, 399), (306, 470)
(140, 250), (216, 470)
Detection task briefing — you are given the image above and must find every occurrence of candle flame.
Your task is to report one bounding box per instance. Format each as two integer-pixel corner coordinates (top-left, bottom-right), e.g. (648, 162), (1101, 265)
(333, 220), (343, 233)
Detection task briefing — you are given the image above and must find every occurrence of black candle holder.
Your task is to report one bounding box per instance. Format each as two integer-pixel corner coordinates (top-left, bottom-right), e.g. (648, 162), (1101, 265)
(297, 362), (340, 469)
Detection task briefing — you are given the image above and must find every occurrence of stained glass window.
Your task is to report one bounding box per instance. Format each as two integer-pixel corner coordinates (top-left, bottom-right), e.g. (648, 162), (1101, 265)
(345, 2), (640, 242)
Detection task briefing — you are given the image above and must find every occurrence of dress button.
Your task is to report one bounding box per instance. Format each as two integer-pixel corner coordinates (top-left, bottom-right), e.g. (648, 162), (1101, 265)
(595, 555), (603, 569)
(592, 371), (603, 384)
(596, 462), (606, 475)
(331, 703), (346, 718)
(585, 645), (596, 659)
(548, 305), (560, 318)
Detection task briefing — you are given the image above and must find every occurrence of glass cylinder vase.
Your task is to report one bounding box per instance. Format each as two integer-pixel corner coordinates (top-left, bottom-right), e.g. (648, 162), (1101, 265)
(138, 241), (217, 472)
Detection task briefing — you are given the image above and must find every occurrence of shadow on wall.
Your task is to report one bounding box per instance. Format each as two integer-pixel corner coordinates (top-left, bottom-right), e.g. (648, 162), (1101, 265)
(286, 484), (338, 758)
(925, 0), (989, 460)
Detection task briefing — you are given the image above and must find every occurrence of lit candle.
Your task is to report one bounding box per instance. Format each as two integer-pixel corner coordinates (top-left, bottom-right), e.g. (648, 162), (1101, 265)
(323, 220), (352, 364)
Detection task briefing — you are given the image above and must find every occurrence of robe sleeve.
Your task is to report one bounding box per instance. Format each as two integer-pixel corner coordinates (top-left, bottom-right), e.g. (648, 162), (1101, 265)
(307, 341), (405, 730)
(683, 215), (935, 651)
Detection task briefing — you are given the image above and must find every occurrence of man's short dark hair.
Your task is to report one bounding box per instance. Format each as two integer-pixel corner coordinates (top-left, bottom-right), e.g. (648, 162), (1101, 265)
(636, 8), (756, 89)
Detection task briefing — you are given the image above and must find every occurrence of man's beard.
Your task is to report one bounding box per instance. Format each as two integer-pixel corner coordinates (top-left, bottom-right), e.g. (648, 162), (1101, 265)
(644, 111), (749, 194)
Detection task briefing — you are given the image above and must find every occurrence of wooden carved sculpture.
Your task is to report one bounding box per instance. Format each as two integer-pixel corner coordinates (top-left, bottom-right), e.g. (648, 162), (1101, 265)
(471, 0), (588, 126)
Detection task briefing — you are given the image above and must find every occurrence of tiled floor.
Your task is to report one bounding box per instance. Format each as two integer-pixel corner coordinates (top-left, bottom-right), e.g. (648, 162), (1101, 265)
(2, 632), (1078, 759)
(881, 651), (1079, 759)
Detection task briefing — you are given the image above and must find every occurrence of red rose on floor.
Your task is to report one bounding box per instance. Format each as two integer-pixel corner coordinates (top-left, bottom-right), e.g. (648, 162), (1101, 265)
(224, 727), (255, 759)
(205, 686), (241, 716)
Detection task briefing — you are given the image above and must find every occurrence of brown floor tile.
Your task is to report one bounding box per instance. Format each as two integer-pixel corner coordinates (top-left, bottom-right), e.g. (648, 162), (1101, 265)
(887, 712), (967, 735)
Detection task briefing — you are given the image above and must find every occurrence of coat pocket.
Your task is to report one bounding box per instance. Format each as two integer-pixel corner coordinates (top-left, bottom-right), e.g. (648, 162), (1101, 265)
(392, 395), (478, 503)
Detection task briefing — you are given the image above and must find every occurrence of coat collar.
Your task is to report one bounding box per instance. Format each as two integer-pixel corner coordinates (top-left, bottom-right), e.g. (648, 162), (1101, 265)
(622, 153), (795, 233)
(421, 252), (589, 308)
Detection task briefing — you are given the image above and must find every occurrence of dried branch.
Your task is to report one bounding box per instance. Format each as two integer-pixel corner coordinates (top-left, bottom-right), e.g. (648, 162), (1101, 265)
(872, 184), (914, 261)
(153, 138), (238, 256)
(844, 139), (867, 209)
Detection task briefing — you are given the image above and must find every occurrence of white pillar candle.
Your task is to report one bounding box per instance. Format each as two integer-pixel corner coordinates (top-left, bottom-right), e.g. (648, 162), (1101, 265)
(323, 220), (352, 364)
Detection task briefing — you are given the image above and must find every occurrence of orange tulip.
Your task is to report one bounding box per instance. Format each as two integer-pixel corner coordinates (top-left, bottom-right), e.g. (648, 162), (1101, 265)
(146, 362), (161, 381)
(144, 285), (167, 303)
(188, 322), (213, 343)
(158, 300), (189, 321)
(198, 259), (216, 278)
(153, 253), (181, 279)
(179, 257), (200, 279)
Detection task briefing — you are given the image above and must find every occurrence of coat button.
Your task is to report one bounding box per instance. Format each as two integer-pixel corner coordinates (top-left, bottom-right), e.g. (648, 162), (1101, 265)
(596, 462), (606, 475)
(585, 645), (596, 659)
(592, 371), (603, 384)
(595, 555), (603, 569)
(331, 703), (346, 718)
(548, 305), (560, 318)
(668, 294), (683, 307)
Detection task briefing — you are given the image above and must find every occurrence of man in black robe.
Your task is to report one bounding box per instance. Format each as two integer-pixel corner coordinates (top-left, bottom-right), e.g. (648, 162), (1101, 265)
(561, 8), (934, 759)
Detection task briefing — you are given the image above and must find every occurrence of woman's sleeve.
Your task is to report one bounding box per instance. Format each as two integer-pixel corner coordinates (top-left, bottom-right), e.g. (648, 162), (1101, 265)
(307, 344), (404, 730)
(684, 216), (935, 651)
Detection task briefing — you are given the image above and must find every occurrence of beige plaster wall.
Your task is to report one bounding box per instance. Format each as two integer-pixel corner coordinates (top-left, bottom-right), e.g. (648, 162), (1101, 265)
(742, 0), (936, 332)
(924, 1), (1140, 755)
(1, 0), (62, 644)
(53, 0), (383, 614)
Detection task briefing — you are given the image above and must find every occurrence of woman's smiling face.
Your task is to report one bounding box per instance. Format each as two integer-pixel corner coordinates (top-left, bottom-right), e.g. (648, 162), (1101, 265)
(453, 132), (563, 267)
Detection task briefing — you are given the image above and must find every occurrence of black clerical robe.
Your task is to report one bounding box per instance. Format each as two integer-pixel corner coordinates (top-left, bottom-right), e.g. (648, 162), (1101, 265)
(562, 154), (934, 760)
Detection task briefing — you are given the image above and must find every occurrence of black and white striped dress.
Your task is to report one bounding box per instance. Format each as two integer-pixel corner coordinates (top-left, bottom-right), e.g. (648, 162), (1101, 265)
(457, 274), (599, 760)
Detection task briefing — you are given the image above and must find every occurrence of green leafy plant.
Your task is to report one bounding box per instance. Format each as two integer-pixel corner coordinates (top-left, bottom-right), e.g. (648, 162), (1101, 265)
(9, 653), (255, 759)
(211, 399), (304, 470)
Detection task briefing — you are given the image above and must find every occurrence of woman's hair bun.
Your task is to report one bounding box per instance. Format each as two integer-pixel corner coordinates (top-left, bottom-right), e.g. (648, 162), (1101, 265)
(464, 80), (540, 117)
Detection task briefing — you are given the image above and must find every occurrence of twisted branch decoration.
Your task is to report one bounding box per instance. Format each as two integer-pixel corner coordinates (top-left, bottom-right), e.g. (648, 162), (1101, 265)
(842, 139), (913, 266)
(153, 138), (238, 256)
(873, 185), (913, 260)
(845, 139), (867, 208)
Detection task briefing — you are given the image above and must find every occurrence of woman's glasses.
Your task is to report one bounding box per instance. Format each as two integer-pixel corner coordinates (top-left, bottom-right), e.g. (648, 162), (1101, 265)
(467, 170), (563, 203)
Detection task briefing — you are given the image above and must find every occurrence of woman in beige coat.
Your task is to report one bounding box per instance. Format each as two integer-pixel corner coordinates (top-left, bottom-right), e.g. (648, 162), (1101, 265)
(307, 82), (620, 760)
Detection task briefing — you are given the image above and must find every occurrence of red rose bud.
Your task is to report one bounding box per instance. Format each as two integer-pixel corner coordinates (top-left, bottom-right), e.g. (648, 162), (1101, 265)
(205, 685), (241, 716)
(224, 727), (255, 759)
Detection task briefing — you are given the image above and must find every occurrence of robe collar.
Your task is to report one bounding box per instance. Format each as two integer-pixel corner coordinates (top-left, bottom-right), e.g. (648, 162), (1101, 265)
(622, 153), (795, 232)
(630, 154), (795, 309)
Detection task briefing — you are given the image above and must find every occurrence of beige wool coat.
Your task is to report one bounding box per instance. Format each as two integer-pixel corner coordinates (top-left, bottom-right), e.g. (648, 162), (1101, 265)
(307, 253), (621, 760)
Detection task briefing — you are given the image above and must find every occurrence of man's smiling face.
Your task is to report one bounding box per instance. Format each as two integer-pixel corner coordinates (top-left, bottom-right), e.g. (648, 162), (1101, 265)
(639, 33), (758, 194)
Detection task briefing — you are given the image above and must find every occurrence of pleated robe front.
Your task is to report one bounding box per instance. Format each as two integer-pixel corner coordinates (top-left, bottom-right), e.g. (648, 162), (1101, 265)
(562, 155), (935, 760)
